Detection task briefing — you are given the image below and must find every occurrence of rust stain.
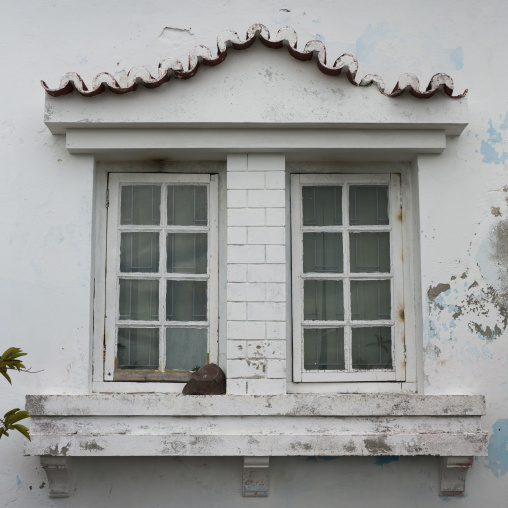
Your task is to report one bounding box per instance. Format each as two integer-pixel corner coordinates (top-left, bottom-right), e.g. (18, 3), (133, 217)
(41, 24), (468, 99)
(398, 305), (405, 322)
(396, 207), (403, 223)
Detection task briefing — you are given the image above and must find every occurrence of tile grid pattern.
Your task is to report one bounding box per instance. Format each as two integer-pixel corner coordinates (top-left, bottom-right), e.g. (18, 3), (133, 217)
(226, 154), (287, 394)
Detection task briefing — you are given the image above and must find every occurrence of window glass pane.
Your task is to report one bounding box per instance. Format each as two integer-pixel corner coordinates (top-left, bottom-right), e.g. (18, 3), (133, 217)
(166, 328), (207, 371)
(303, 233), (343, 273)
(117, 328), (159, 370)
(350, 232), (390, 273)
(302, 186), (342, 226)
(166, 281), (207, 321)
(120, 233), (159, 273)
(167, 186), (207, 226)
(351, 327), (392, 369)
(167, 233), (207, 274)
(120, 185), (161, 225)
(350, 280), (391, 320)
(304, 328), (345, 370)
(349, 186), (389, 225)
(304, 280), (344, 321)
(119, 280), (159, 320)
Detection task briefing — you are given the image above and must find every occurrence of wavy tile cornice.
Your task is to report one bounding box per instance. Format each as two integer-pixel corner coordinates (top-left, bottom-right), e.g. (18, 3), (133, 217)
(41, 24), (467, 99)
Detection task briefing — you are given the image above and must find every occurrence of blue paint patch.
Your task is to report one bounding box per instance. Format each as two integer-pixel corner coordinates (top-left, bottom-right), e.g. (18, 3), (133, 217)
(312, 19), (321, 23)
(375, 456), (399, 466)
(485, 419), (508, 477)
(315, 34), (325, 42)
(449, 46), (463, 70)
(487, 119), (503, 142)
(16, 475), (21, 486)
(356, 22), (389, 62)
(501, 112), (508, 130)
(481, 120), (508, 164)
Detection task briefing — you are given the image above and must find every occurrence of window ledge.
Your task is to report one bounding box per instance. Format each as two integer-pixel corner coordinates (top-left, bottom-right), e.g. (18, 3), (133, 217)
(25, 393), (487, 458)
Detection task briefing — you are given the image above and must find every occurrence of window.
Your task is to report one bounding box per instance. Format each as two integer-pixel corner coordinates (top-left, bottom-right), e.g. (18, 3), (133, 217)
(291, 173), (405, 383)
(104, 173), (218, 382)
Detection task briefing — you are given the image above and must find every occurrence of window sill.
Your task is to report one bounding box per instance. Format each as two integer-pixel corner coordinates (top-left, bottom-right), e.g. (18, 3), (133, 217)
(25, 393), (486, 457)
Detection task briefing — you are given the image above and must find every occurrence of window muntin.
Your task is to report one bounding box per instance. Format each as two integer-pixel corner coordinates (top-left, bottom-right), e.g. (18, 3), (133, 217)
(105, 173), (218, 382)
(291, 173), (405, 383)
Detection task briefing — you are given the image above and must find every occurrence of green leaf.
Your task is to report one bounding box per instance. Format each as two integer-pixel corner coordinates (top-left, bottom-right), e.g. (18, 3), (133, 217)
(11, 424), (30, 441)
(0, 369), (12, 385)
(5, 410), (29, 425)
(0, 348), (25, 361)
(3, 408), (20, 419)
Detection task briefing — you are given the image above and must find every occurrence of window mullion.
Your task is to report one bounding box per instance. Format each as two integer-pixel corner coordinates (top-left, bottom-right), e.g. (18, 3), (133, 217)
(159, 184), (167, 372)
(343, 183), (352, 373)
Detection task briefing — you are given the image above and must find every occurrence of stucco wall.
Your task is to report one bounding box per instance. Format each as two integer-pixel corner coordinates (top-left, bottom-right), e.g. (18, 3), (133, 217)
(1, 1), (507, 506)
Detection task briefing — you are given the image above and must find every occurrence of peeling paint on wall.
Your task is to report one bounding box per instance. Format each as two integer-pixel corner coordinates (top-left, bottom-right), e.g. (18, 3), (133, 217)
(428, 284), (451, 304)
(480, 118), (508, 164)
(485, 419), (508, 477)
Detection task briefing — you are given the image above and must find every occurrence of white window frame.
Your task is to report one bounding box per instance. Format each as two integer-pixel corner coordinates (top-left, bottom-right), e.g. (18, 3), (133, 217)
(103, 172), (219, 383)
(291, 172), (405, 383)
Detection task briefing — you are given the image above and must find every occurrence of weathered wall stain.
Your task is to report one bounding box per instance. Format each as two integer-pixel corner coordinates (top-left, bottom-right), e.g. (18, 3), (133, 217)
(80, 441), (105, 452)
(375, 456), (399, 466)
(485, 419), (508, 477)
(428, 279), (507, 342)
(470, 323), (503, 341)
(489, 219), (508, 300)
(364, 436), (392, 454)
(428, 283), (451, 303)
(427, 216), (508, 346)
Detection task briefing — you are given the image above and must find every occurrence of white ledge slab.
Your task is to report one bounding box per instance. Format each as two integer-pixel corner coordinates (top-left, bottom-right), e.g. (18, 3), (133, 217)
(26, 394), (485, 417)
(26, 433), (486, 458)
(64, 128), (446, 160)
(24, 394), (487, 459)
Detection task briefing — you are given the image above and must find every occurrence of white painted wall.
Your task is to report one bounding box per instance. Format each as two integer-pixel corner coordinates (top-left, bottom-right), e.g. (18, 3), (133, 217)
(1, 1), (508, 505)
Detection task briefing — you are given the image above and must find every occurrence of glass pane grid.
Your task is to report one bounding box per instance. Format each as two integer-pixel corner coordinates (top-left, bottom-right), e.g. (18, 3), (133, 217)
(116, 182), (210, 374)
(300, 183), (394, 373)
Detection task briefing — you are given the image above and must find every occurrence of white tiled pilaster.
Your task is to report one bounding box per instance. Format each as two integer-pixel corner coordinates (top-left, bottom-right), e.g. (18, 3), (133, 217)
(226, 154), (287, 395)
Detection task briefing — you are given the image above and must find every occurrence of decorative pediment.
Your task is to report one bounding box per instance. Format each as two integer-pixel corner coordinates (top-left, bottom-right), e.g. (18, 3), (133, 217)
(42, 24), (466, 99)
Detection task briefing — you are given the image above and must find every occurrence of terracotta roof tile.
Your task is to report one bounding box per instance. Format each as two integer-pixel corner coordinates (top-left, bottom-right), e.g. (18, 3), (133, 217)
(42, 24), (467, 99)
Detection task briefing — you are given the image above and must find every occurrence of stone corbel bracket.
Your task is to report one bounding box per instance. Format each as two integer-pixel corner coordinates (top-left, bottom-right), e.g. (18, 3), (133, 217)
(40, 456), (71, 498)
(243, 457), (269, 497)
(439, 456), (474, 496)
